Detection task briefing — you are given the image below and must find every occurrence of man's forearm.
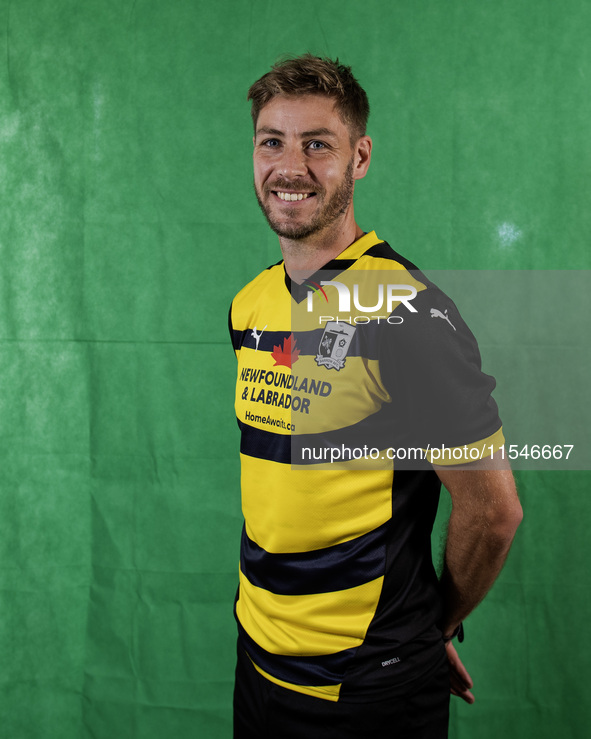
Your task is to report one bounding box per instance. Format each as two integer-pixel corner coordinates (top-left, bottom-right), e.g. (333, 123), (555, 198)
(436, 465), (523, 638)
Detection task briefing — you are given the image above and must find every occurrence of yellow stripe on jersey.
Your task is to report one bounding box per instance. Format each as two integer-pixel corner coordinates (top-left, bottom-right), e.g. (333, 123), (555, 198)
(235, 345), (293, 434)
(291, 452), (395, 472)
(236, 567), (384, 656)
(235, 353), (389, 435)
(241, 455), (394, 553)
(293, 356), (389, 434)
(250, 659), (342, 702)
(231, 265), (290, 334)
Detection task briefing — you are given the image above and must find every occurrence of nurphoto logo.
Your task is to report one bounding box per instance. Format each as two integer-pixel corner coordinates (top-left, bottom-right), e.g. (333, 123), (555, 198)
(306, 281), (418, 314)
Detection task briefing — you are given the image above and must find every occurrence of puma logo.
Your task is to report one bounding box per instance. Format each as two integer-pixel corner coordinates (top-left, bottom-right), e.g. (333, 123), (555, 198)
(430, 308), (456, 331)
(251, 325), (267, 350)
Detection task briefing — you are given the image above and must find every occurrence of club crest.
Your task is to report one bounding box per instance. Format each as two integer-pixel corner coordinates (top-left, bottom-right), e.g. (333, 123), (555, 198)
(315, 321), (356, 371)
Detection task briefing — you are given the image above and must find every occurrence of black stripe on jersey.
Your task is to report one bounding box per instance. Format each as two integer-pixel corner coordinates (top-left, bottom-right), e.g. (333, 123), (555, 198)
(231, 328), (329, 356)
(298, 324), (382, 361)
(231, 328), (251, 352)
(231, 328), (296, 354)
(297, 418), (397, 461)
(238, 404), (422, 467)
(228, 306), (234, 346)
(241, 521), (389, 596)
(238, 410), (391, 467)
(231, 325), (381, 360)
(238, 420), (291, 463)
(237, 621), (356, 687)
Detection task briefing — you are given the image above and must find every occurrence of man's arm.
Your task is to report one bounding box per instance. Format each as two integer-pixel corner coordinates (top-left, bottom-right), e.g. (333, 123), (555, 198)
(434, 453), (522, 703)
(435, 453), (523, 639)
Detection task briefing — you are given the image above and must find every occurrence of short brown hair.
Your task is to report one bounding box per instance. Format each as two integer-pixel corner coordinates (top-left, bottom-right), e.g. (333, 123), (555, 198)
(247, 54), (370, 141)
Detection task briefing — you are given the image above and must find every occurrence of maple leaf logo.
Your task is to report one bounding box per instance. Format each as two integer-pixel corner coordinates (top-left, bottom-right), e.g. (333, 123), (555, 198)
(271, 334), (300, 368)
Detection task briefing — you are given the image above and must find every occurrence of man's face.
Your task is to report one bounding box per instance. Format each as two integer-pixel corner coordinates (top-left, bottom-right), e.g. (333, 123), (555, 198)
(253, 95), (363, 241)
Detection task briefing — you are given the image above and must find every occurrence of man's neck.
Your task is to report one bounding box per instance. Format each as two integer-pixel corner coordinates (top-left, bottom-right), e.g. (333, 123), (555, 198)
(280, 218), (365, 283)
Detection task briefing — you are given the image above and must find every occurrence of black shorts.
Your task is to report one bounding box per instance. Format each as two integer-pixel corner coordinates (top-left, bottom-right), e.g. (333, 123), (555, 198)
(233, 646), (450, 739)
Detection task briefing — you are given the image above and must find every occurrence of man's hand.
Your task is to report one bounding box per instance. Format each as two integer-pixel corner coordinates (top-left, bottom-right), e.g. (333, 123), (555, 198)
(446, 641), (475, 704)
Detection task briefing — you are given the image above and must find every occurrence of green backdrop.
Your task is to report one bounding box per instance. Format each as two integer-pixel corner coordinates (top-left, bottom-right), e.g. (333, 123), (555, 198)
(1, 1), (589, 737)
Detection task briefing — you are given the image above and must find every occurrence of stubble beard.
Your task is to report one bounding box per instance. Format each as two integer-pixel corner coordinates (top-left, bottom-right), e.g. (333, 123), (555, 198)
(254, 159), (355, 241)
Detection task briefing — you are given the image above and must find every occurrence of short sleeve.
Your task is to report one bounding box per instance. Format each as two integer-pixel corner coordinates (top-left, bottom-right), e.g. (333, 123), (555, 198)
(380, 284), (503, 456)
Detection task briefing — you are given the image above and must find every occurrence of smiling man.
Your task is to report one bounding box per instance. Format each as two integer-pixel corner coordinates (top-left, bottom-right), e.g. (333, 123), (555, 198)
(251, 78), (371, 270)
(252, 94), (366, 248)
(229, 55), (522, 739)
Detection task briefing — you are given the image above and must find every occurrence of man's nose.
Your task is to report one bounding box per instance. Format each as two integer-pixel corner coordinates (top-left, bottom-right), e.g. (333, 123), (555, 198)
(277, 145), (307, 179)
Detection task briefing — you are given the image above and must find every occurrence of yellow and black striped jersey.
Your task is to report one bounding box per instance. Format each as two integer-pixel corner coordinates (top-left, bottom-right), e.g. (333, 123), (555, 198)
(229, 231), (504, 702)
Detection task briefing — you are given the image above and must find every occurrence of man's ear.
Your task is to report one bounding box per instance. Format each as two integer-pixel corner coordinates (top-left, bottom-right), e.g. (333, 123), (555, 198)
(353, 136), (372, 180)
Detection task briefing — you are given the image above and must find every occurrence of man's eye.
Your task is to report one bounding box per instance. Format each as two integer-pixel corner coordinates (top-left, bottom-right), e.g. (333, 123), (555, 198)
(308, 141), (325, 150)
(263, 139), (280, 147)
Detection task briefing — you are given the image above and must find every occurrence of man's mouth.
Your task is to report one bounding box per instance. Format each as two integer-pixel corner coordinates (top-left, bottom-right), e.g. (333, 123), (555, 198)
(273, 190), (316, 202)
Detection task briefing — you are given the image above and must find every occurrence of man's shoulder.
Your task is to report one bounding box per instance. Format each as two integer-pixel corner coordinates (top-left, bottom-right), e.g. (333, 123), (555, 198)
(360, 238), (477, 351)
(232, 259), (285, 306)
(352, 236), (432, 290)
(356, 238), (421, 271)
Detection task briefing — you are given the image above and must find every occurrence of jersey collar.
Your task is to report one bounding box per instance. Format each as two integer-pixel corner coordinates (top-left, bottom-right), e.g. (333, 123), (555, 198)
(285, 231), (384, 303)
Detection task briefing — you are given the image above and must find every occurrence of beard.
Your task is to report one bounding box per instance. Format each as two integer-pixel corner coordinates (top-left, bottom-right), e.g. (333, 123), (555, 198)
(254, 159), (355, 240)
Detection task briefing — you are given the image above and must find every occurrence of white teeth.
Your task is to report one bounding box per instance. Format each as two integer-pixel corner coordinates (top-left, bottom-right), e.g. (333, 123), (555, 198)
(277, 191), (310, 201)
